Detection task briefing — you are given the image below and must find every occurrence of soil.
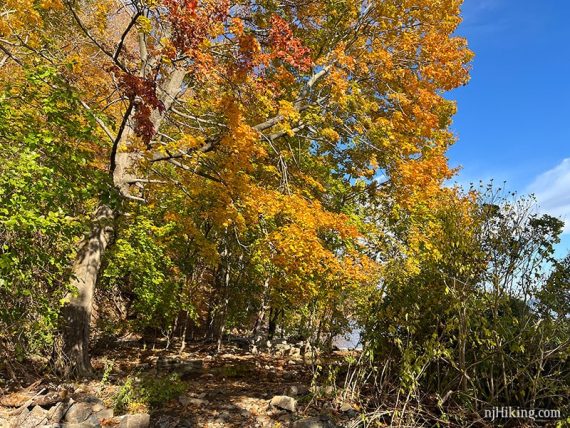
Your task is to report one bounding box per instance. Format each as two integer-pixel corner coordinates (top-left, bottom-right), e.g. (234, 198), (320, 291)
(0, 338), (355, 427)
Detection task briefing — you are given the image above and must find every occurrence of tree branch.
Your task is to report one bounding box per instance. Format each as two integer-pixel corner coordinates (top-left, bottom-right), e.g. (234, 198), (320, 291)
(109, 100), (134, 175)
(113, 11), (142, 62)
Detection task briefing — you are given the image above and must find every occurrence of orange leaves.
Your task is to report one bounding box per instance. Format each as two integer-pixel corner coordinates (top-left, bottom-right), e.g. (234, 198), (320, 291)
(163, 0), (229, 56)
(391, 146), (455, 210)
(267, 15), (312, 72)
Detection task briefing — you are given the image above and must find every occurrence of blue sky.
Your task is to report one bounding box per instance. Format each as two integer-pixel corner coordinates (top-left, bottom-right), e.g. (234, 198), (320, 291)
(449, 0), (570, 255)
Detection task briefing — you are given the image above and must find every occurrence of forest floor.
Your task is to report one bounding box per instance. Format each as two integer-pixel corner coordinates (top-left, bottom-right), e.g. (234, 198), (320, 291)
(0, 338), (358, 427)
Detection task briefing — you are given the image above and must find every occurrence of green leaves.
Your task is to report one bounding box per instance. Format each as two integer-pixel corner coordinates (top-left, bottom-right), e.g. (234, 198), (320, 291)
(101, 212), (194, 331)
(0, 66), (104, 356)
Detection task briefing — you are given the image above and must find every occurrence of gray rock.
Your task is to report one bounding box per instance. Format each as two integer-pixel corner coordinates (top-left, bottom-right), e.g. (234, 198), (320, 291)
(18, 405), (49, 428)
(285, 384), (309, 396)
(178, 395), (191, 406)
(269, 395), (297, 413)
(9, 407), (31, 428)
(64, 402), (94, 423)
(218, 411), (232, 421)
(91, 403), (105, 413)
(61, 423), (97, 428)
(118, 413), (150, 428)
(179, 396), (208, 407)
(292, 416), (336, 428)
(46, 401), (67, 423)
(93, 406), (113, 420)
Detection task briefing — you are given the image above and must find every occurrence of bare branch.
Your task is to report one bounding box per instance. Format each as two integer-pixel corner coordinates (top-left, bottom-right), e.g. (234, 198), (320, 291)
(113, 11), (142, 62)
(64, 0), (128, 72)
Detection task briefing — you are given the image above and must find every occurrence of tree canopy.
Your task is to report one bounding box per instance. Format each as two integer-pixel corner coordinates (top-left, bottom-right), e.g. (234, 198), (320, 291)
(0, 1), (567, 426)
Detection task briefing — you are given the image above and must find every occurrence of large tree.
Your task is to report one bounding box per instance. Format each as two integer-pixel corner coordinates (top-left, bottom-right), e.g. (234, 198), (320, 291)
(0, 0), (472, 375)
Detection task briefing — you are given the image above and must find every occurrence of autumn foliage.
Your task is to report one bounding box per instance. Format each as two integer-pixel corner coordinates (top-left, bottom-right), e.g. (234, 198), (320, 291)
(0, 0), (472, 360)
(4, 2), (567, 425)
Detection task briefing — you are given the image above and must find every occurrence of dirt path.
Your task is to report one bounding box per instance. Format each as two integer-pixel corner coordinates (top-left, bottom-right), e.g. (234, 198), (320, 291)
(1, 340), (350, 427)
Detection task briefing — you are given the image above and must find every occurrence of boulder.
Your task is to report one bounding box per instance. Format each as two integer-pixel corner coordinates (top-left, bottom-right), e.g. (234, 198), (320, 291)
(269, 395), (297, 413)
(118, 413), (150, 428)
(179, 396), (208, 407)
(17, 405), (48, 428)
(292, 416), (336, 428)
(285, 384), (309, 397)
(64, 402), (94, 423)
(60, 423), (97, 428)
(46, 401), (69, 423)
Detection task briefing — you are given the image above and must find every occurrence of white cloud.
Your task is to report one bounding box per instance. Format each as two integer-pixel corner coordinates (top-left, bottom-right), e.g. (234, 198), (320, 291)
(527, 159), (570, 233)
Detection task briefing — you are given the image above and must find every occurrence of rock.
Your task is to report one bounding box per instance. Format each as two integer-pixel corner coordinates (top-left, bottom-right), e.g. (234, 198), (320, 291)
(46, 401), (68, 423)
(218, 411), (232, 421)
(64, 402), (94, 423)
(118, 413), (150, 428)
(9, 407), (30, 428)
(61, 423), (97, 428)
(178, 395), (191, 406)
(91, 403), (105, 413)
(285, 384), (309, 396)
(287, 347), (302, 358)
(18, 405), (48, 428)
(219, 403), (237, 410)
(179, 396), (208, 407)
(156, 357), (203, 375)
(277, 412), (292, 423)
(269, 395), (297, 413)
(339, 402), (353, 412)
(291, 416), (336, 428)
(92, 406), (113, 420)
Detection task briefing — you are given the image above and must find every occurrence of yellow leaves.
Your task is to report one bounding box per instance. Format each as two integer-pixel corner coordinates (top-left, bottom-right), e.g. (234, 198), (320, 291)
(370, 154), (379, 170)
(166, 134), (205, 153)
(39, 0), (64, 10)
(66, 54), (84, 74)
(327, 68), (349, 105)
(331, 43), (356, 71)
(298, 173), (326, 193)
(321, 127), (339, 142)
(278, 100), (300, 123)
(137, 16), (152, 34)
(0, 0), (41, 38)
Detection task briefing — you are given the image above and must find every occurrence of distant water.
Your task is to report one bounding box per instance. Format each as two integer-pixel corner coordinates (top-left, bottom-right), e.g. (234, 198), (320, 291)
(333, 328), (362, 350)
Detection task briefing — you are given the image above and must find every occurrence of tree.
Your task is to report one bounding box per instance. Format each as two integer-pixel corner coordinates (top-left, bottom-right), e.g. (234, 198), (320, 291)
(360, 186), (569, 423)
(0, 0), (472, 375)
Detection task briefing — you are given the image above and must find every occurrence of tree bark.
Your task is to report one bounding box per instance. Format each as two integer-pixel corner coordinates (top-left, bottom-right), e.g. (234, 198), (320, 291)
(61, 205), (115, 377)
(60, 67), (187, 377)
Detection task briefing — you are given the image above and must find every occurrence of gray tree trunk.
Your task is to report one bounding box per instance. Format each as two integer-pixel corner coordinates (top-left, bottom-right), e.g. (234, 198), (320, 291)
(60, 67), (186, 377)
(61, 205), (114, 377)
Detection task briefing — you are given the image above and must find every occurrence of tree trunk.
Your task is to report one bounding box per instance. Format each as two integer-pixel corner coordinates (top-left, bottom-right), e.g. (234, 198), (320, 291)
(60, 205), (115, 377)
(59, 66), (186, 376)
(252, 277), (270, 338)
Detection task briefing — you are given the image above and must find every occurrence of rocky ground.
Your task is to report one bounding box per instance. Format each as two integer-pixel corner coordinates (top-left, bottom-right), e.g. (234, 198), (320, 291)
(0, 339), (359, 427)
